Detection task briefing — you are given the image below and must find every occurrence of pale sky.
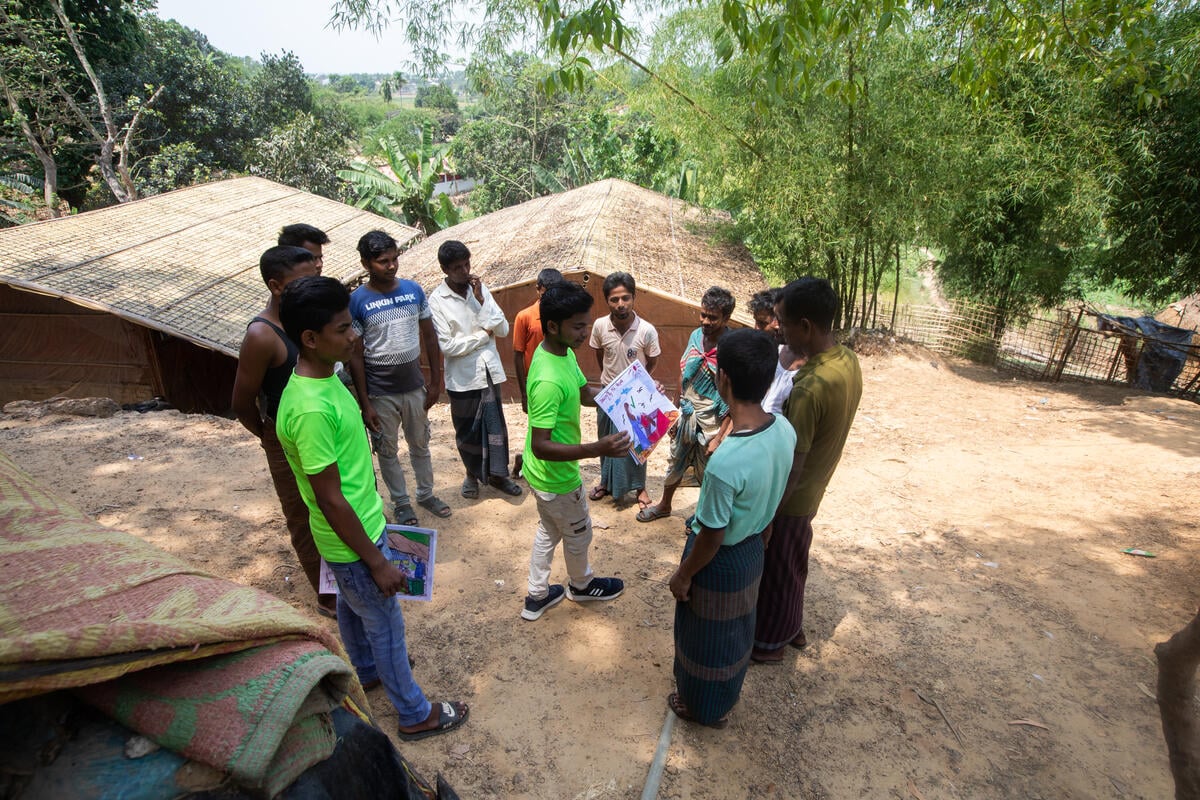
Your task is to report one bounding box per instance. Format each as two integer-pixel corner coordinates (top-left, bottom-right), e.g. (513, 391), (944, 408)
(153, 0), (472, 75)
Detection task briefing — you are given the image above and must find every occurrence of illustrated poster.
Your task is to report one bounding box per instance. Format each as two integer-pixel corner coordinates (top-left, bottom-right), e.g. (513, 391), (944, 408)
(594, 360), (680, 465)
(319, 525), (437, 601)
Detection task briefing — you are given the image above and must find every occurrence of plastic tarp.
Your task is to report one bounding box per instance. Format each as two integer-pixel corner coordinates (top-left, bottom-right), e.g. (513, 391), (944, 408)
(1100, 314), (1196, 392)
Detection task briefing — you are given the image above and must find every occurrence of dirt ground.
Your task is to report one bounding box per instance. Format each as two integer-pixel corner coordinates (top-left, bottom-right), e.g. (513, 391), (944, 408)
(2, 350), (1197, 800)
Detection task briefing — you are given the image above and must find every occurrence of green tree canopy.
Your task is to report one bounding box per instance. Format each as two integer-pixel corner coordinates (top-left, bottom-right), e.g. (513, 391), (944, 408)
(331, 0), (1191, 316)
(414, 82), (458, 111)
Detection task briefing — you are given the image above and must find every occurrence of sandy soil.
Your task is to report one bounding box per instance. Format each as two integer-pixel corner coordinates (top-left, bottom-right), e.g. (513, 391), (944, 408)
(2, 351), (1197, 799)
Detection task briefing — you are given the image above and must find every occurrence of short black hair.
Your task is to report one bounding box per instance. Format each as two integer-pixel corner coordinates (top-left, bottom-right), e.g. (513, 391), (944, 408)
(778, 277), (838, 332)
(357, 230), (397, 260)
(717, 328), (777, 403)
(602, 271), (636, 298)
(280, 276), (350, 347)
(701, 286), (736, 318)
(278, 223), (329, 248)
(536, 268), (564, 289)
(437, 240), (471, 267)
(539, 281), (593, 335)
(748, 288), (781, 318)
(259, 245), (316, 286)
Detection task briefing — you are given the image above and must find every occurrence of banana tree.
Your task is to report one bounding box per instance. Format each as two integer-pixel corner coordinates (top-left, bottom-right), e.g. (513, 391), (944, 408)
(0, 172), (42, 227)
(338, 120), (460, 234)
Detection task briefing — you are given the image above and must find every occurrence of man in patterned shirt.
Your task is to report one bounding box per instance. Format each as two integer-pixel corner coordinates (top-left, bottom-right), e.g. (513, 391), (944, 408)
(348, 230), (451, 526)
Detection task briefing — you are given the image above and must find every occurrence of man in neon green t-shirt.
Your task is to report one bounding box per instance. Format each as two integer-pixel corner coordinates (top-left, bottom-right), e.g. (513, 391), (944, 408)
(275, 275), (468, 741)
(520, 282), (632, 621)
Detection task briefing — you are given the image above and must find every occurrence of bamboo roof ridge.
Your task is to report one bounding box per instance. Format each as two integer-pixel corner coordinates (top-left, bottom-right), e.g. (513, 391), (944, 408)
(0, 177), (420, 357)
(398, 178), (765, 309)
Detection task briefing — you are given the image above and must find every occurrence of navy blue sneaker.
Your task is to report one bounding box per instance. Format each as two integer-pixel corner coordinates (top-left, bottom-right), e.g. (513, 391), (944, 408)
(522, 584), (565, 621)
(566, 577), (624, 603)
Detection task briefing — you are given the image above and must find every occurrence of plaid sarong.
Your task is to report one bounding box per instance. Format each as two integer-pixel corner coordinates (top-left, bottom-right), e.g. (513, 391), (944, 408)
(447, 369), (511, 481)
(598, 408), (647, 499)
(754, 514), (815, 652)
(673, 529), (764, 725)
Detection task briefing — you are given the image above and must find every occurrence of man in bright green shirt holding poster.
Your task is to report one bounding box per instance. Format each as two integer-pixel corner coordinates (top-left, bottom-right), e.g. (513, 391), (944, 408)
(520, 282), (632, 621)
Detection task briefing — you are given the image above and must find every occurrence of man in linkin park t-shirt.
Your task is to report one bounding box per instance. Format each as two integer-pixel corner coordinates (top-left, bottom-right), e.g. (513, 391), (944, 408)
(348, 230), (451, 528)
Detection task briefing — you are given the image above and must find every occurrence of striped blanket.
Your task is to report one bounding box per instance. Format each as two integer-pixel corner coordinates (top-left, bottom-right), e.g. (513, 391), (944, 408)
(0, 449), (369, 796)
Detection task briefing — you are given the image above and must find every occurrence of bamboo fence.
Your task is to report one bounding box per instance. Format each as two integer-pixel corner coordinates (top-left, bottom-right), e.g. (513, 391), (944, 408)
(871, 300), (1200, 401)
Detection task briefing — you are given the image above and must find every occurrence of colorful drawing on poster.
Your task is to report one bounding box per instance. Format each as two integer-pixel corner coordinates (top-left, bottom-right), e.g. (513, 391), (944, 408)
(319, 525), (438, 601)
(594, 360), (681, 464)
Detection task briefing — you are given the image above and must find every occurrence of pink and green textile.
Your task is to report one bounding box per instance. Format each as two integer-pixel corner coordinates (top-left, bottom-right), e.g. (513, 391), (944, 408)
(0, 449), (370, 795)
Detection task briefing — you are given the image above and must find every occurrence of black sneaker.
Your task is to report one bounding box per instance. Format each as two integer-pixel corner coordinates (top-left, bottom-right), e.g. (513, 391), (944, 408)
(521, 584), (565, 621)
(566, 577), (624, 603)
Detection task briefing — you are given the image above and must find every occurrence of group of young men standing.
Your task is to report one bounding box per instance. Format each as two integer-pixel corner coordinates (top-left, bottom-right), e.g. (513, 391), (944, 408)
(232, 224), (861, 738)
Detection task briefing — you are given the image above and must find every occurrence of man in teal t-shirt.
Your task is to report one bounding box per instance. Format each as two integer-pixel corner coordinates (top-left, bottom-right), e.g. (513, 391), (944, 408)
(520, 282), (632, 621)
(275, 275), (468, 742)
(667, 328), (796, 728)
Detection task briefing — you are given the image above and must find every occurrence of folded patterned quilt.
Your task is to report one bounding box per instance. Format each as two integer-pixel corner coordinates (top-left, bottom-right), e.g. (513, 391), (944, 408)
(0, 448), (370, 795)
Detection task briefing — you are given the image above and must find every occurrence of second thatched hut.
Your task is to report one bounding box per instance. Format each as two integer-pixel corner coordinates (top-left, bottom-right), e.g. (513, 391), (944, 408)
(397, 178), (766, 394)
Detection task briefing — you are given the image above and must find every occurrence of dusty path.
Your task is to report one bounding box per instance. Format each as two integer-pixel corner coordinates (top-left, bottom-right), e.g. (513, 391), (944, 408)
(2, 351), (1196, 799)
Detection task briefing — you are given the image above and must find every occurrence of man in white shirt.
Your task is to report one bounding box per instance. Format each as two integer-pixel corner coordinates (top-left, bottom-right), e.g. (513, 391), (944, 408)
(427, 240), (523, 499)
(588, 272), (661, 507)
(750, 288), (805, 414)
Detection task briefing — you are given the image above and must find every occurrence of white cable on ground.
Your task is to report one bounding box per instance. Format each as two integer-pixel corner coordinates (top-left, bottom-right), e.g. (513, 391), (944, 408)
(640, 709), (676, 800)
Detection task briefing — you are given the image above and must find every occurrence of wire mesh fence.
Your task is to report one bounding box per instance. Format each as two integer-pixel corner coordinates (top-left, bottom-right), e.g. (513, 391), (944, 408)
(865, 300), (1200, 401)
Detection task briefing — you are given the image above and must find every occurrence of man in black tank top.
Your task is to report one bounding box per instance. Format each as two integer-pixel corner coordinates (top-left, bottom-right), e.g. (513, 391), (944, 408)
(232, 245), (338, 619)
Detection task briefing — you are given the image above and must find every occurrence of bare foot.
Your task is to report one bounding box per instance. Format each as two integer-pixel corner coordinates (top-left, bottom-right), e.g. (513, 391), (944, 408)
(636, 490), (652, 508)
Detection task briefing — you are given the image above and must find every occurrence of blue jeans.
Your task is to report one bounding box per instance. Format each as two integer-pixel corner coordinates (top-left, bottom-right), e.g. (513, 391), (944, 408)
(327, 536), (431, 727)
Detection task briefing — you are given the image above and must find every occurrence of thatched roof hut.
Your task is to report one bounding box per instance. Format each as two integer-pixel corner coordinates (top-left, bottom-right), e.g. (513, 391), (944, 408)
(1156, 293), (1200, 334)
(0, 177), (418, 412)
(398, 179), (766, 393)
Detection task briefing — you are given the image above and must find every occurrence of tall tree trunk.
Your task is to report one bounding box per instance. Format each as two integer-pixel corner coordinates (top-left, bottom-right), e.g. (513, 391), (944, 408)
(95, 140), (134, 204)
(0, 74), (60, 217)
(49, 0), (147, 204)
(846, 242), (860, 329)
(832, 248), (847, 330)
(1158, 609), (1200, 799)
(869, 237), (886, 327)
(39, 157), (58, 215)
(841, 40), (858, 331)
(891, 242), (901, 330)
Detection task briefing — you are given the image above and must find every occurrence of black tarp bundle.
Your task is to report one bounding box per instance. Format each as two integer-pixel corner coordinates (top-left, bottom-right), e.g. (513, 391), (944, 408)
(0, 695), (460, 800)
(1099, 315), (1195, 392)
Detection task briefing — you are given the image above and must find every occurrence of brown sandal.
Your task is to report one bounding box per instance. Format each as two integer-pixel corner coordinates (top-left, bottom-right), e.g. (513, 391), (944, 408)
(750, 647), (785, 664)
(667, 692), (728, 728)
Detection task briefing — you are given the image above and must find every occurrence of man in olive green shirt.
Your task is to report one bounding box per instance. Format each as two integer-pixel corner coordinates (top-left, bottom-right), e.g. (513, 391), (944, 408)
(752, 277), (862, 662)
